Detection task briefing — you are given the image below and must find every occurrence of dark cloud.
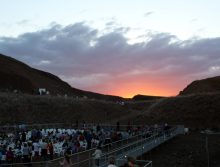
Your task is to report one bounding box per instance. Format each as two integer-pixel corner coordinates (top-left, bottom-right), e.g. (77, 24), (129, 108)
(144, 11), (154, 17)
(0, 22), (220, 96)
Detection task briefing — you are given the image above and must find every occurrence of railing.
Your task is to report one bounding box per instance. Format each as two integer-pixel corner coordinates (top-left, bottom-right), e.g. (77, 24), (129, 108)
(98, 127), (179, 167)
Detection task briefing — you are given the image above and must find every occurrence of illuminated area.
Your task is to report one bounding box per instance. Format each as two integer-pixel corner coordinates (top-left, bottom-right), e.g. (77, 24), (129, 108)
(81, 74), (187, 98)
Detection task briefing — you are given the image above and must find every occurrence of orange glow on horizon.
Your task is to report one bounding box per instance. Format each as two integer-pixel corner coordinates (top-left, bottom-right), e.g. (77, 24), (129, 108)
(112, 90), (177, 98)
(83, 74), (186, 98)
(103, 84), (179, 98)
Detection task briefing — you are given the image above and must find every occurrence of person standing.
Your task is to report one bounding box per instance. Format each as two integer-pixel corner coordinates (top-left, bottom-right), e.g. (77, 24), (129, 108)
(6, 147), (14, 165)
(0, 145), (6, 165)
(0, 145), (3, 165)
(59, 154), (72, 167)
(48, 141), (54, 160)
(108, 156), (117, 167)
(21, 131), (26, 143)
(22, 143), (31, 166)
(92, 146), (102, 167)
(40, 139), (48, 161)
(32, 140), (40, 161)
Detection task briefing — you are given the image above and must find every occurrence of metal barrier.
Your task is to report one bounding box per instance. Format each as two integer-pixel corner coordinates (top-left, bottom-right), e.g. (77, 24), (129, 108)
(98, 127), (179, 167)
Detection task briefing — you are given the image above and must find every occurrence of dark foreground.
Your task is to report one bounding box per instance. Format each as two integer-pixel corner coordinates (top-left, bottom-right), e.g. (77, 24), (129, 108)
(141, 131), (220, 167)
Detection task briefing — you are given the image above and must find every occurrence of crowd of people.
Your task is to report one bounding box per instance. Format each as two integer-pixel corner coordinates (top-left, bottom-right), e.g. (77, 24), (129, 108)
(0, 123), (171, 166)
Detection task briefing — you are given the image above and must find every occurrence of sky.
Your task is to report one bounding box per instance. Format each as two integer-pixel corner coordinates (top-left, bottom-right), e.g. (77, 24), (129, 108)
(0, 0), (220, 97)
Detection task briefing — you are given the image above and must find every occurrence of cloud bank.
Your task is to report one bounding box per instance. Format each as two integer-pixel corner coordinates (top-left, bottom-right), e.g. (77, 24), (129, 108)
(0, 22), (220, 97)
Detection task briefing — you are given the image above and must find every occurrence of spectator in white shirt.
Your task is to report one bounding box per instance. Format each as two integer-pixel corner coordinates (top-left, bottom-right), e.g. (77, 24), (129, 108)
(92, 146), (102, 167)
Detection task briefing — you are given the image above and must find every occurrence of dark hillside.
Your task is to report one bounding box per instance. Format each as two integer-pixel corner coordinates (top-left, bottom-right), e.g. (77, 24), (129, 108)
(134, 93), (220, 129)
(0, 92), (132, 125)
(132, 94), (164, 101)
(180, 76), (220, 95)
(0, 53), (81, 95)
(0, 53), (123, 101)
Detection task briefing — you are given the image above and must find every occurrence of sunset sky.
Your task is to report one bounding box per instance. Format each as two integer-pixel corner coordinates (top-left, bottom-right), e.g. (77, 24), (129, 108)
(0, 0), (220, 97)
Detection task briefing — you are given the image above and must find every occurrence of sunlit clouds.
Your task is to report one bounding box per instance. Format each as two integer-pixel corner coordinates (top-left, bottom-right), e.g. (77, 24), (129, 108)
(0, 23), (220, 97)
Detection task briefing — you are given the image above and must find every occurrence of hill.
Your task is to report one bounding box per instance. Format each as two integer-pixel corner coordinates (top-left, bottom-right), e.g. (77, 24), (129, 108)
(0, 53), (123, 101)
(179, 76), (220, 95)
(132, 94), (164, 101)
(0, 92), (135, 125)
(131, 93), (220, 129)
(1, 91), (220, 129)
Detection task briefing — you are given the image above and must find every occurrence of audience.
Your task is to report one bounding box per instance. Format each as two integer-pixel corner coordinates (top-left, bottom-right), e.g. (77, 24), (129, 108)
(0, 123), (169, 165)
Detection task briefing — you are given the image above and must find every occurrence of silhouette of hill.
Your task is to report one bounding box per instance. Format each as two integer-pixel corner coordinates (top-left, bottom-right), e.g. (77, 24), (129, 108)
(0, 53), (123, 101)
(179, 76), (220, 95)
(132, 94), (164, 100)
(132, 93), (220, 129)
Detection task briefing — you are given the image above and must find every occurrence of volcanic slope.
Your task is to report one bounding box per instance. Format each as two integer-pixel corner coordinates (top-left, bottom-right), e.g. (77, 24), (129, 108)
(0, 53), (122, 101)
(179, 76), (220, 95)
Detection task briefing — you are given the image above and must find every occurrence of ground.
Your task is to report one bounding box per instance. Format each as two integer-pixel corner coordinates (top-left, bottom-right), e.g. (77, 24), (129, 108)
(140, 131), (220, 167)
